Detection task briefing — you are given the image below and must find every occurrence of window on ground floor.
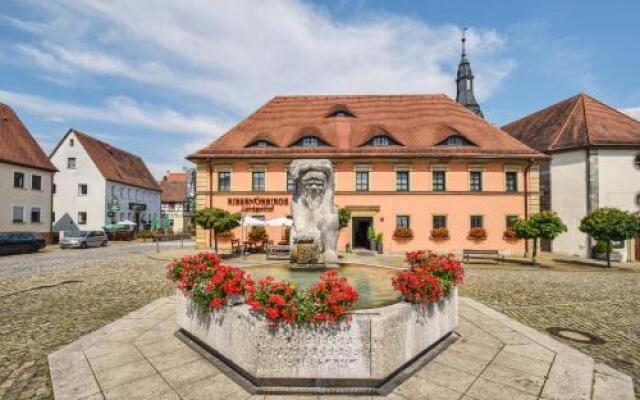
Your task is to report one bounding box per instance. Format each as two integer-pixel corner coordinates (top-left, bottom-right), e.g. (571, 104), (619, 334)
(506, 215), (519, 229)
(78, 212), (87, 225)
(12, 206), (24, 223)
(433, 215), (447, 228)
(30, 207), (41, 223)
(470, 215), (484, 228)
(396, 215), (410, 228)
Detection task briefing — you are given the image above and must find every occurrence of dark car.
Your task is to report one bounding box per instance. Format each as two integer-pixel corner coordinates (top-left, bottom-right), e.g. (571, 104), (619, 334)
(0, 232), (47, 255)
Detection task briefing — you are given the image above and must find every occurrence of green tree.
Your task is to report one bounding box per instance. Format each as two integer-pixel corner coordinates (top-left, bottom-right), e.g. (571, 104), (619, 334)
(337, 207), (351, 231)
(513, 211), (567, 265)
(193, 208), (241, 253)
(579, 208), (640, 267)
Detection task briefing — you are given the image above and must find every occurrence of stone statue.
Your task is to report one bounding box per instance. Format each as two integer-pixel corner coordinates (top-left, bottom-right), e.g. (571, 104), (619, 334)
(288, 159), (339, 266)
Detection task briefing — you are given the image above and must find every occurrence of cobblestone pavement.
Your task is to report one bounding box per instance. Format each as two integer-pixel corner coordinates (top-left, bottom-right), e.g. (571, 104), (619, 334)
(0, 240), (193, 280)
(0, 249), (638, 399)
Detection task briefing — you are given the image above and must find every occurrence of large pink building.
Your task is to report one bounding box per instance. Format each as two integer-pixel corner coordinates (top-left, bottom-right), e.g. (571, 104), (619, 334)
(188, 94), (545, 256)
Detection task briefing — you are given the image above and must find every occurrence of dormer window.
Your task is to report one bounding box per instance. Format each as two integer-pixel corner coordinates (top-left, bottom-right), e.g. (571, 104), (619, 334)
(292, 135), (328, 147)
(326, 104), (356, 118)
(365, 135), (401, 147)
(437, 135), (475, 147)
(247, 139), (276, 148)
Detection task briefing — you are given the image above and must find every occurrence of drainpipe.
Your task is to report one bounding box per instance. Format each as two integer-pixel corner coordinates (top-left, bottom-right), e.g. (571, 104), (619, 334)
(208, 159), (213, 247)
(523, 160), (533, 256)
(49, 172), (55, 244)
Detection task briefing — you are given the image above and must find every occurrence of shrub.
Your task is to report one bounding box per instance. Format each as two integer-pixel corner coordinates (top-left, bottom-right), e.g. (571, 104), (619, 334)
(468, 227), (487, 240)
(393, 227), (414, 239)
(217, 230), (235, 241)
(136, 230), (154, 241)
(248, 226), (269, 242)
(430, 227), (449, 240)
(393, 251), (464, 304)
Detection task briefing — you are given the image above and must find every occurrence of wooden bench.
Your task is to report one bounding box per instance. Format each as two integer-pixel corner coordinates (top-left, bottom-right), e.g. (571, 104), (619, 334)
(266, 244), (291, 260)
(462, 249), (504, 263)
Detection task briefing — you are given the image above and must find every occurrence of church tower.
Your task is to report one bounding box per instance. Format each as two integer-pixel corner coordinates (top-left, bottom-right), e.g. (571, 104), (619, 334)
(456, 28), (484, 118)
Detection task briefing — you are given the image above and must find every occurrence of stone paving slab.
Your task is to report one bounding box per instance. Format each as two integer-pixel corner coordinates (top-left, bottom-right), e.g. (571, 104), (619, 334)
(48, 296), (636, 400)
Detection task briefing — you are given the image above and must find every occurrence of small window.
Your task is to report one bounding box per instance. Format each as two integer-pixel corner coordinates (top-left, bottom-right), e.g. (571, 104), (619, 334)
(470, 215), (484, 228)
(326, 105), (356, 118)
(286, 172), (296, 192)
(31, 175), (42, 190)
(506, 171), (518, 192)
(13, 172), (25, 188)
(67, 157), (76, 169)
(30, 207), (41, 223)
(635, 154), (640, 170)
(301, 136), (319, 146)
(437, 135), (475, 146)
(78, 212), (87, 225)
(396, 171), (409, 191)
(432, 171), (446, 192)
(356, 171), (369, 191)
(12, 206), (24, 223)
(252, 215), (266, 222)
(433, 215), (447, 229)
(506, 215), (519, 229)
(396, 215), (410, 228)
(252, 171), (265, 192)
(52, 212), (55, 222)
(470, 171), (483, 191)
(52, 184), (56, 195)
(78, 184), (88, 196)
(70, 138), (74, 147)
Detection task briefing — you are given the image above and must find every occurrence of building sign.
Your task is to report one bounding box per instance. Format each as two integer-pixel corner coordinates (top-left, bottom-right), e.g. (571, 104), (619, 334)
(129, 203), (147, 211)
(227, 197), (289, 213)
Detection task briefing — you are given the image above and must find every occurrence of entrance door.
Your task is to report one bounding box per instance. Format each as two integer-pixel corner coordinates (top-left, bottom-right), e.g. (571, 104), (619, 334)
(352, 217), (373, 249)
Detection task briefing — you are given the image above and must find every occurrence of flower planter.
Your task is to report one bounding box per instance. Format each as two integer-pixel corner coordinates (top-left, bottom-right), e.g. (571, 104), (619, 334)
(176, 288), (457, 385)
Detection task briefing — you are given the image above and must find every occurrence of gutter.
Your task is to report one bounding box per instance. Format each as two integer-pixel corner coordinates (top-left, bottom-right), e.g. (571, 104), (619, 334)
(523, 159), (533, 255)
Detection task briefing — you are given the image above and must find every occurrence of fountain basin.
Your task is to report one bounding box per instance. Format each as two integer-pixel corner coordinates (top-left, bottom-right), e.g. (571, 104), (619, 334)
(176, 262), (457, 392)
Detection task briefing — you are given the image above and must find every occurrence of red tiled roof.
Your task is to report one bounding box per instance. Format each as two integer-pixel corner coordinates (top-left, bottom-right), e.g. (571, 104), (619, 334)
(189, 95), (544, 160)
(159, 172), (187, 203)
(502, 93), (640, 153)
(0, 103), (57, 172)
(54, 129), (161, 191)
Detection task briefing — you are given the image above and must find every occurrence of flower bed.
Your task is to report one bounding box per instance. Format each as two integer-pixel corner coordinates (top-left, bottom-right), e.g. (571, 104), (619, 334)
(393, 251), (464, 304)
(168, 253), (358, 325)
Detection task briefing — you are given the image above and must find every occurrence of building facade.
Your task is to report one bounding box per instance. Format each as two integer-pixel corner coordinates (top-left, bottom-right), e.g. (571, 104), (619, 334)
(0, 104), (57, 241)
(159, 171), (195, 233)
(188, 95), (544, 255)
(50, 129), (161, 233)
(503, 93), (640, 261)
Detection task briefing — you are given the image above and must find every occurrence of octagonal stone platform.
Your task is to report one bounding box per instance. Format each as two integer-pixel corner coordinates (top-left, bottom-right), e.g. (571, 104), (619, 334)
(176, 289), (457, 393)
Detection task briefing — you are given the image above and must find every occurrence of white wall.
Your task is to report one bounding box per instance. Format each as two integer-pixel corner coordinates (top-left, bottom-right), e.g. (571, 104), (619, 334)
(51, 132), (107, 232)
(597, 148), (640, 260)
(0, 162), (53, 233)
(106, 181), (161, 229)
(550, 150), (589, 257)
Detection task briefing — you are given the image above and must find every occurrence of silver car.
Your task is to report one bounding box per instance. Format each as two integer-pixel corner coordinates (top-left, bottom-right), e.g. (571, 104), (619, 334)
(60, 231), (108, 249)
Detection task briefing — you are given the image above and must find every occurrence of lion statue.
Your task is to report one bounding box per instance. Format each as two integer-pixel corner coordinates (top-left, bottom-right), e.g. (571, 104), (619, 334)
(288, 159), (339, 264)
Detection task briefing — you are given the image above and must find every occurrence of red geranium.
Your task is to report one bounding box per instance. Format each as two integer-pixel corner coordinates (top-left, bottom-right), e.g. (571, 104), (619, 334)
(393, 251), (464, 304)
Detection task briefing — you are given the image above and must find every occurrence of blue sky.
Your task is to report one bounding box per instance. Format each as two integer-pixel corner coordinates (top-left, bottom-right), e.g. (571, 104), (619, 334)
(2, 0), (639, 177)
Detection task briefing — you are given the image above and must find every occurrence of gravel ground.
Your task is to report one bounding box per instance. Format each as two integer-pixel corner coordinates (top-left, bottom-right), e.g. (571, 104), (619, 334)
(0, 249), (638, 399)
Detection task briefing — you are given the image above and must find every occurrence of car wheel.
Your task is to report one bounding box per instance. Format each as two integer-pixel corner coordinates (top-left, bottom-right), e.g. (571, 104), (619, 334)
(101, 241), (107, 247)
(80, 242), (87, 249)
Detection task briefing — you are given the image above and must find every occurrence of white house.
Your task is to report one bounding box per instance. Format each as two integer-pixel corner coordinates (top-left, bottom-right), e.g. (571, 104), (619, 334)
(0, 103), (57, 241)
(158, 171), (195, 233)
(50, 129), (161, 233)
(503, 93), (640, 261)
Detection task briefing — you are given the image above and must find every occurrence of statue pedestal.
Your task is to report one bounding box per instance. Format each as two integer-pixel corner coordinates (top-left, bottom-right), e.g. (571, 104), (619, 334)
(289, 241), (336, 269)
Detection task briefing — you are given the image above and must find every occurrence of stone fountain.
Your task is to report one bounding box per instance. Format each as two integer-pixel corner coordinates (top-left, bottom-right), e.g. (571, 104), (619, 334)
(176, 159), (458, 395)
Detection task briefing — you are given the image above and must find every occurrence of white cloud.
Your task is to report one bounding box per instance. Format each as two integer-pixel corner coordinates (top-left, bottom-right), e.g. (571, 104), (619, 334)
(621, 107), (640, 120)
(0, 89), (228, 136)
(6, 0), (515, 115)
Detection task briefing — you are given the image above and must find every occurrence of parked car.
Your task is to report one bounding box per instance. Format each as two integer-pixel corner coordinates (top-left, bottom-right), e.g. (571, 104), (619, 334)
(60, 231), (108, 249)
(0, 232), (46, 255)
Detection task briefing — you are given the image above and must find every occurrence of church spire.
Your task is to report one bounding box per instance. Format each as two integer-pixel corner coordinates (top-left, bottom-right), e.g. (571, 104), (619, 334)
(456, 27), (484, 118)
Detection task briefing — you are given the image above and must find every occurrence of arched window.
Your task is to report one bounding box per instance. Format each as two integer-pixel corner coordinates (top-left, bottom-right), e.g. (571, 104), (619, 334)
(436, 135), (475, 147)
